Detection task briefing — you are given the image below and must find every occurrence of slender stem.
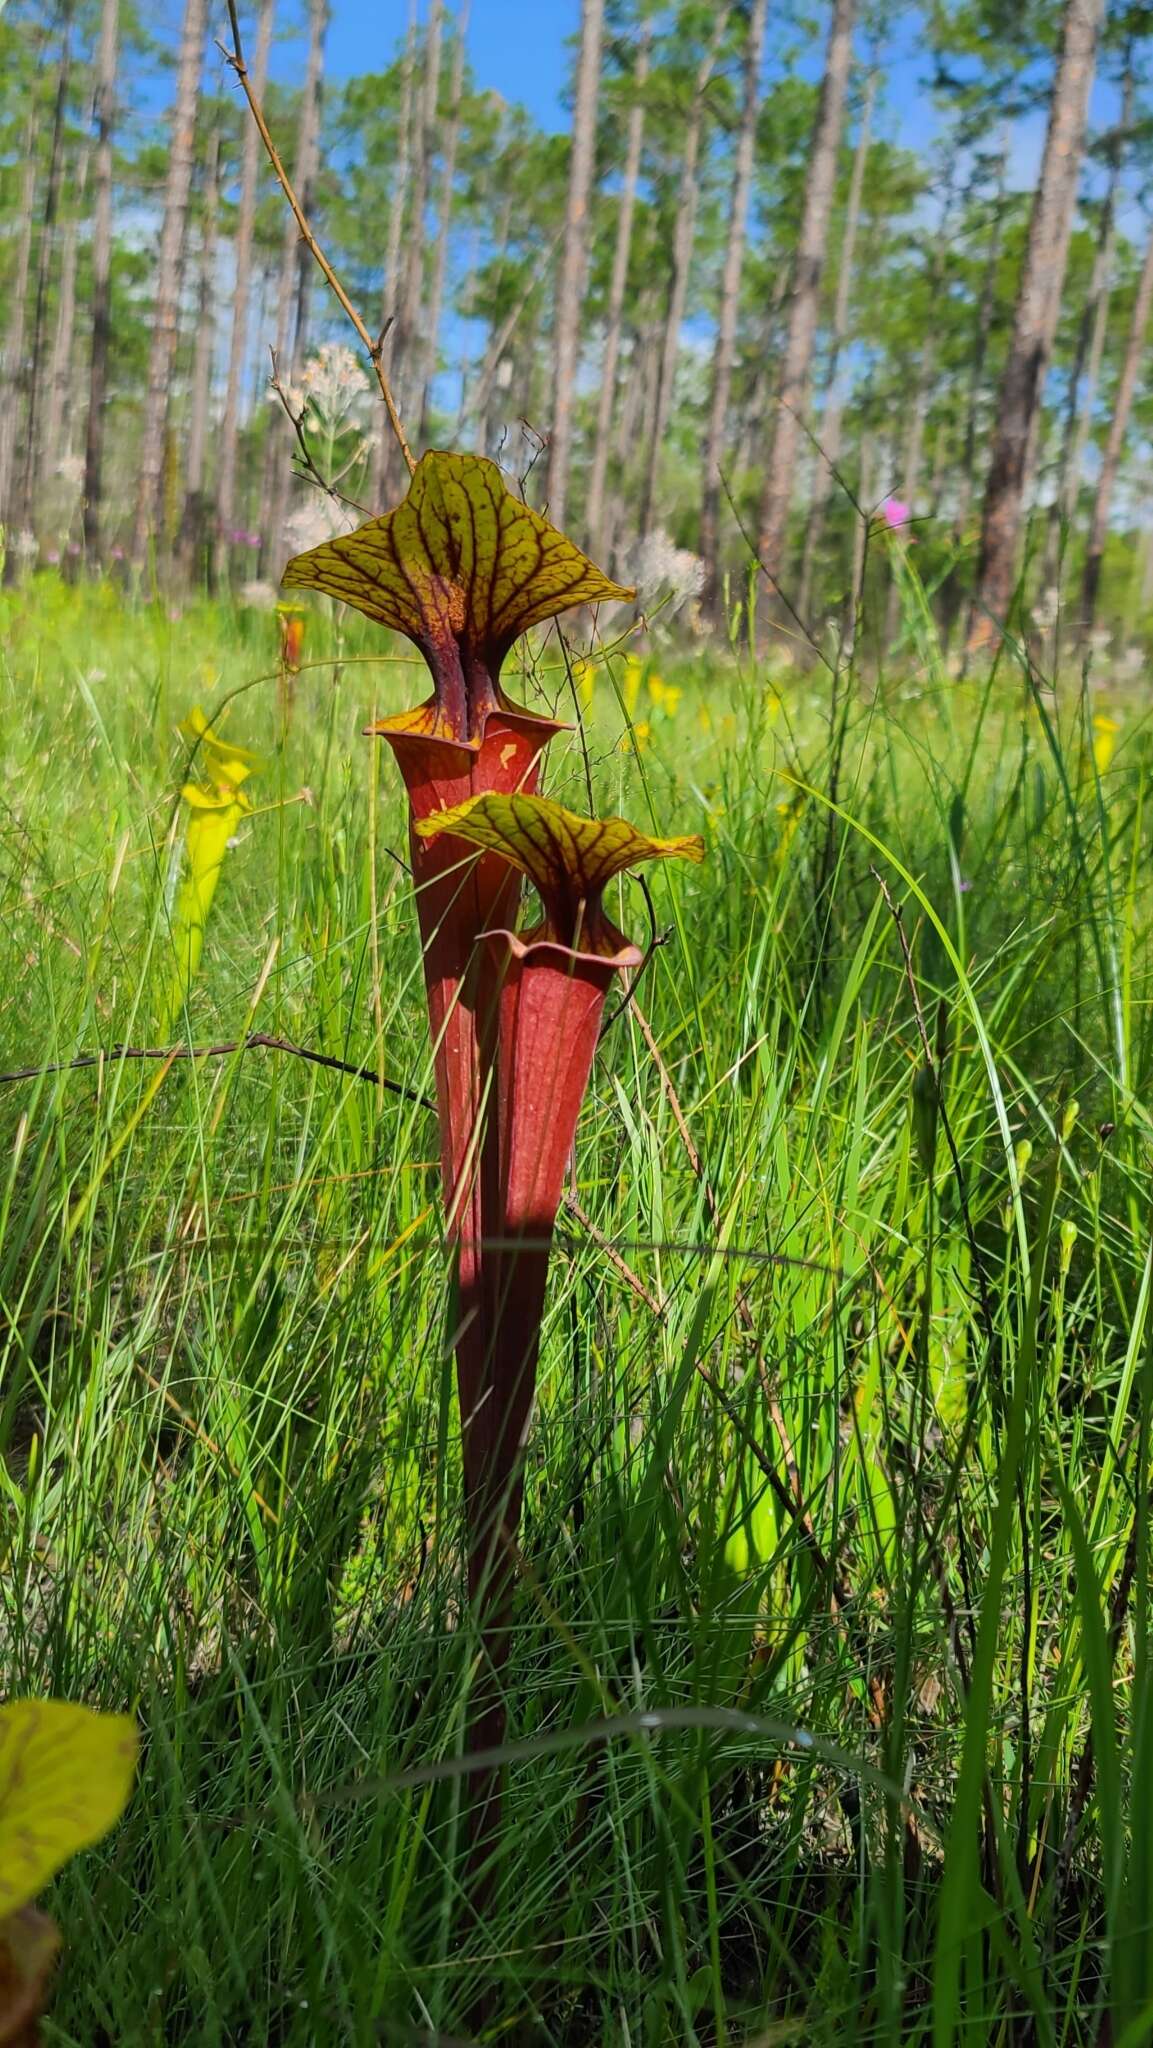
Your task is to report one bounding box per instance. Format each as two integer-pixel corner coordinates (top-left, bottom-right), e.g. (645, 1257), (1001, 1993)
(220, 0), (415, 476)
(0, 1032), (433, 1109)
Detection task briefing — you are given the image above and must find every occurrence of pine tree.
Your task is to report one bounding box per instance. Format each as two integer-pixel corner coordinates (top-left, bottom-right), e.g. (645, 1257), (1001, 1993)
(547, 0), (606, 527)
(756, 0), (857, 598)
(700, 0), (769, 617)
(130, 0), (207, 570)
(967, 0), (1104, 648)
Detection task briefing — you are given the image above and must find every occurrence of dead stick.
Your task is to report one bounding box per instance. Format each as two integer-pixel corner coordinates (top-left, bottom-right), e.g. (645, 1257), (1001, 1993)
(0, 1032), (433, 1110)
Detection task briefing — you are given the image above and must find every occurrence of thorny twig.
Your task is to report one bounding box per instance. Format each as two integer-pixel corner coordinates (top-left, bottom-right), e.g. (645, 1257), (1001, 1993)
(0, 1032), (434, 1110)
(562, 1192), (665, 1320)
(220, 0), (415, 475)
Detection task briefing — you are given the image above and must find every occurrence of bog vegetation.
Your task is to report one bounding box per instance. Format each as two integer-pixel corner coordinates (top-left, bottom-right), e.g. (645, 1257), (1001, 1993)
(4, 0), (1153, 2043)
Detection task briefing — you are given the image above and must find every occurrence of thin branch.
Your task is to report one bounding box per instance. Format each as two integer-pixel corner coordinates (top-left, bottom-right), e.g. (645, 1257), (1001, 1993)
(219, 0), (415, 476)
(0, 1032), (434, 1109)
(562, 1192), (665, 1318)
(599, 875), (669, 1037)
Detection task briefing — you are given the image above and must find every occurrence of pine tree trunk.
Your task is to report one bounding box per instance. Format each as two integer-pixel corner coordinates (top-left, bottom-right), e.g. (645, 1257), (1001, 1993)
(967, 0), (1103, 651)
(0, 118), (40, 533)
(81, 0), (118, 559)
(700, 0), (768, 617)
(374, 0), (418, 503)
(546, 0), (606, 529)
(395, 0), (442, 433)
(42, 147), (89, 486)
(14, 3), (75, 547)
(259, 0), (325, 567)
(418, 1), (469, 444)
(1042, 61), (1131, 593)
(1080, 217), (1153, 636)
(844, 425), (873, 659)
(586, 21), (650, 561)
(796, 67), (873, 627)
(606, 303), (659, 565)
(731, 275), (791, 480)
(756, 0), (856, 595)
(464, 189), (513, 446)
(883, 191), (955, 645)
(214, 0), (274, 581)
(180, 127), (220, 580)
(290, 0), (328, 373)
(466, 228), (564, 450)
(130, 0), (206, 571)
(952, 132), (1009, 546)
(638, 13), (728, 538)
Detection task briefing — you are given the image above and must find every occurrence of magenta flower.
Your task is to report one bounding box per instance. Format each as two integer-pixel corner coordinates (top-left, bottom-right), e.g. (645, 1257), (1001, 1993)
(881, 498), (913, 536)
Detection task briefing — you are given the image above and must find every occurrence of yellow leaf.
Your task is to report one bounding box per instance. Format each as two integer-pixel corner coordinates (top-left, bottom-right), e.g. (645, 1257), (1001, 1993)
(416, 791), (703, 953)
(282, 450), (633, 682)
(0, 1702), (138, 1917)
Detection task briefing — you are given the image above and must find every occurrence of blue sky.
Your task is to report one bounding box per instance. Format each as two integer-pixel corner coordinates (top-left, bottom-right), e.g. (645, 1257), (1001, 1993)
(204, 0), (1136, 238)
(268, 0), (580, 128)
(249, 0), (1064, 197)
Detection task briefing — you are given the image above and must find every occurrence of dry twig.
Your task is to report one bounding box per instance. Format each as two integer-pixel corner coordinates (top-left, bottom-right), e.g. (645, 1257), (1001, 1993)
(0, 1032), (433, 1110)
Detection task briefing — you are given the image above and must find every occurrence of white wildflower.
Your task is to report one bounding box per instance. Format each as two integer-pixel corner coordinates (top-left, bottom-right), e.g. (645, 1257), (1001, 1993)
(238, 579), (279, 612)
(13, 529), (38, 561)
(301, 342), (368, 405)
(628, 530), (706, 616)
(282, 496), (357, 560)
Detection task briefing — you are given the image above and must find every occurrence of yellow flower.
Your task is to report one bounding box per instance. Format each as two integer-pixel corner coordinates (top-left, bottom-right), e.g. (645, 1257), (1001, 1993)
(619, 719), (651, 754)
(1092, 712), (1120, 775)
(622, 654), (644, 716)
(648, 674), (682, 717)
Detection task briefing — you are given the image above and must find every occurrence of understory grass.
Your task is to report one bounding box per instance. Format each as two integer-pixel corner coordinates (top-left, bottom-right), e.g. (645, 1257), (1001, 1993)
(2, 568), (1153, 2046)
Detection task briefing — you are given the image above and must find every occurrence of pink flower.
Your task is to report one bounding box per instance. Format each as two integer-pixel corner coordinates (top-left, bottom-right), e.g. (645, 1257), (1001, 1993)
(881, 498), (912, 535)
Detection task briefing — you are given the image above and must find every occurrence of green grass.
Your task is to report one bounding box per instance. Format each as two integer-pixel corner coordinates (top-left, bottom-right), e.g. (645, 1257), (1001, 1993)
(2, 566), (1153, 2045)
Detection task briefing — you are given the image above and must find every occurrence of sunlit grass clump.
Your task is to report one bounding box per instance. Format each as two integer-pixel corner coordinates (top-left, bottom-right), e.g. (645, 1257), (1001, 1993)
(1, 567), (1151, 2045)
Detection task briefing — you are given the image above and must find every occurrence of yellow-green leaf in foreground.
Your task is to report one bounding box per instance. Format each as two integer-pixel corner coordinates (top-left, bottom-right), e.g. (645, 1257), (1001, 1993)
(0, 1701), (138, 1917)
(161, 784), (250, 1033)
(417, 792), (704, 953)
(179, 705), (262, 790)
